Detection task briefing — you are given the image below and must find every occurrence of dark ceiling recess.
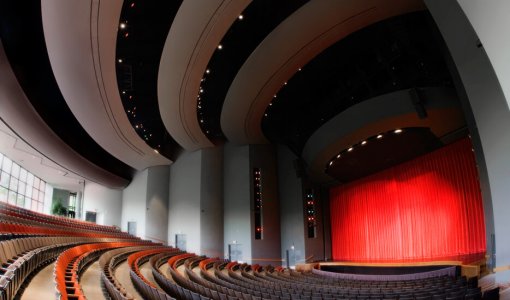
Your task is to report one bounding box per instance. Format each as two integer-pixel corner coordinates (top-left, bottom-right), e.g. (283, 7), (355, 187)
(326, 127), (443, 183)
(0, 1), (134, 181)
(197, 0), (310, 143)
(116, 0), (183, 160)
(262, 12), (455, 156)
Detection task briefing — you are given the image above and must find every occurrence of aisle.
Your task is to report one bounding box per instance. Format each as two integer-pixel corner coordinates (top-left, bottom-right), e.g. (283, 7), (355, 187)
(80, 261), (107, 300)
(140, 261), (162, 289)
(115, 260), (143, 300)
(21, 262), (56, 300)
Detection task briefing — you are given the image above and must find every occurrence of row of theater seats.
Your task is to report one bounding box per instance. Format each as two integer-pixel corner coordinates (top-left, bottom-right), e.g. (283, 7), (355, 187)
(0, 200), (500, 300)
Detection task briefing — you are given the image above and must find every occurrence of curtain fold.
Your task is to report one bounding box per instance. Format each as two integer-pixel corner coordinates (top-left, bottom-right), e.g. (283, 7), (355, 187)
(330, 138), (486, 262)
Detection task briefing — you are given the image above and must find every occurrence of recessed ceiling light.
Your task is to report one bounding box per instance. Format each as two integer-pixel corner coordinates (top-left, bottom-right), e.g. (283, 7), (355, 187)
(377, 134), (383, 139)
(217, 44), (223, 50)
(361, 140), (367, 145)
(119, 23), (126, 29)
(205, 69), (210, 74)
(394, 129), (403, 134)
(118, 59), (123, 63)
(154, 149), (159, 154)
(348, 147), (353, 152)
(238, 15), (244, 20)
(298, 68), (302, 71)
(336, 154), (341, 159)
(329, 161), (333, 166)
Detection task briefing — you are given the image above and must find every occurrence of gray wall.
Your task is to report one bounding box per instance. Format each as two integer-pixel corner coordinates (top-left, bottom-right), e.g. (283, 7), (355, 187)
(146, 166), (170, 244)
(426, 0), (508, 281)
(168, 150), (202, 253)
(83, 182), (122, 227)
(277, 145), (305, 266)
(121, 169), (148, 238)
(250, 144), (281, 265)
(201, 146), (224, 258)
(224, 143), (251, 262)
(303, 182), (325, 263)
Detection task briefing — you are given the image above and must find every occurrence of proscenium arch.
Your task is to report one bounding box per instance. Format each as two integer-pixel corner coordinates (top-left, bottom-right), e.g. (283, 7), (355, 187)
(302, 87), (466, 183)
(221, 0), (425, 145)
(158, 0), (251, 151)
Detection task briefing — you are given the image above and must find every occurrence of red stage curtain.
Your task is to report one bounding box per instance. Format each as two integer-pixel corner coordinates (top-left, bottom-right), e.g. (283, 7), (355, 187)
(330, 138), (486, 262)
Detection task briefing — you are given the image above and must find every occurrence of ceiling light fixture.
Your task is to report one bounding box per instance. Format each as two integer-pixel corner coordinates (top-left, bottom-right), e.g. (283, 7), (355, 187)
(336, 154), (341, 159)
(217, 44), (223, 50)
(119, 23), (126, 29)
(347, 147), (353, 152)
(238, 15), (244, 20)
(118, 59), (123, 63)
(329, 161), (333, 166)
(394, 129), (403, 134)
(377, 134), (383, 139)
(361, 140), (367, 145)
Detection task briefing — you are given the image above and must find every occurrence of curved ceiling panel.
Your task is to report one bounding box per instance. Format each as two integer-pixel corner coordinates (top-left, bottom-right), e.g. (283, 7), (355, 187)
(41, 0), (171, 170)
(0, 42), (128, 189)
(158, 0), (251, 151)
(302, 87), (466, 183)
(221, 0), (424, 145)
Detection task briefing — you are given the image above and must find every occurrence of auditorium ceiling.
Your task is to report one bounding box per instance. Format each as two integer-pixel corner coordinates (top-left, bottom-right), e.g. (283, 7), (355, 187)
(0, 0), (467, 188)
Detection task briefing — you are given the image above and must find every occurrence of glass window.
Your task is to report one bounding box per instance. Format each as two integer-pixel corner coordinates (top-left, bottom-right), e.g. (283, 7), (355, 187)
(11, 163), (20, 179)
(27, 173), (34, 187)
(0, 186), (7, 202)
(18, 181), (26, 195)
(8, 191), (16, 205)
(24, 197), (31, 209)
(25, 186), (32, 198)
(0, 171), (9, 188)
(31, 200), (38, 211)
(19, 168), (27, 182)
(34, 177), (40, 190)
(2, 157), (11, 173)
(9, 177), (18, 192)
(16, 194), (24, 207)
(0, 152), (46, 213)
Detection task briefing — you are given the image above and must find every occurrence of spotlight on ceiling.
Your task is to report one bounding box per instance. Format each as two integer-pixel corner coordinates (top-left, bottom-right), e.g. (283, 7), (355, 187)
(361, 140), (367, 145)
(377, 134), (383, 139)
(347, 147), (353, 152)
(119, 23), (126, 29)
(329, 161), (333, 166)
(205, 69), (210, 74)
(394, 129), (403, 134)
(118, 59), (123, 63)
(217, 44), (223, 50)
(238, 15), (244, 20)
(336, 154), (341, 159)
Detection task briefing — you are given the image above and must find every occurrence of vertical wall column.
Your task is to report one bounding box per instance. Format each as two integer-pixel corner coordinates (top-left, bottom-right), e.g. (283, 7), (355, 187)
(277, 145), (305, 266)
(426, 0), (507, 281)
(224, 143), (252, 262)
(121, 166), (170, 243)
(250, 144), (281, 266)
(85, 181), (123, 227)
(168, 148), (224, 256)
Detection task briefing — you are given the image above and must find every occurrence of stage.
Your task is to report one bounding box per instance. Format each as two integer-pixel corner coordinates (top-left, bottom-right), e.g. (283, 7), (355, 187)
(296, 252), (488, 278)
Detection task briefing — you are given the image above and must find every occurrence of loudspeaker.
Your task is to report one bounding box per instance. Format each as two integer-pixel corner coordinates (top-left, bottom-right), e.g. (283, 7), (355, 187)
(409, 88), (427, 119)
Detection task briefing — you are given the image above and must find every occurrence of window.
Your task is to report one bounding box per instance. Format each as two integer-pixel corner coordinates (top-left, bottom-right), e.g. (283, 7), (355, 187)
(0, 151), (46, 212)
